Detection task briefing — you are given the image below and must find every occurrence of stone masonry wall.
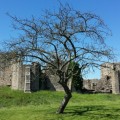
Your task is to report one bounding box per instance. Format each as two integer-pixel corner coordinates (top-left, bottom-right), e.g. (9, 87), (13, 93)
(101, 63), (120, 94)
(83, 63), (120, 94)
(1, 60), (120, 94)
(0, 63), (12, 86)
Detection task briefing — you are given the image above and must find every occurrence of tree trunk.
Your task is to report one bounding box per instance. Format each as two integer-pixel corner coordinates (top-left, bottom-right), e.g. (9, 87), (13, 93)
(56, 84), (72, 114)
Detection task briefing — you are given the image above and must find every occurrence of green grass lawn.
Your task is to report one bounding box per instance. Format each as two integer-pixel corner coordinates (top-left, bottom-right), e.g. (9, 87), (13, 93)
(1, 87), (120, 120)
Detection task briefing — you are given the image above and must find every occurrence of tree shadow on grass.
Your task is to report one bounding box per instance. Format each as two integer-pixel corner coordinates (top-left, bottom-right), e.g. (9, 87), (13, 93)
(65, 105), (104, 115)
(64, 105), (120, 119)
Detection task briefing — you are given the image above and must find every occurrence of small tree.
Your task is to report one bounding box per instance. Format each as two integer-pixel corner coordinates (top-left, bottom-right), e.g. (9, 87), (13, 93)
(5, 3), (113, 113)
(69, 62), (83, 92)
(73, 63), (83, 92)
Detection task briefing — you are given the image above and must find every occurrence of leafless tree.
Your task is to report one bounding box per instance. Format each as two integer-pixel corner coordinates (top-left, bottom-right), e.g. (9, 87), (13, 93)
(5, 4), (113, 113)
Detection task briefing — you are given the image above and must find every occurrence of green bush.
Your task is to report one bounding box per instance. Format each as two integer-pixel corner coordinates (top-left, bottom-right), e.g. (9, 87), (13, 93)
(69, 62), (83, 91)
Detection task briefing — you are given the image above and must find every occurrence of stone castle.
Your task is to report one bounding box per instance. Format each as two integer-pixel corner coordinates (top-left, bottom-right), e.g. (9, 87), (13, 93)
(83, 62), (120, 94)
(0, 60), (120, 94)
(0, 60), (64, 92)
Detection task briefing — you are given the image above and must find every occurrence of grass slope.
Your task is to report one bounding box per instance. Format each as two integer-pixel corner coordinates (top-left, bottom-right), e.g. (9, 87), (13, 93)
(1, 87), (120, 120)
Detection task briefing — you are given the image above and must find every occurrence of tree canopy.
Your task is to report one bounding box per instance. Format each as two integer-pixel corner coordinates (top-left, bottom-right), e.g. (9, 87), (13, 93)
(3, 3), (113, 113)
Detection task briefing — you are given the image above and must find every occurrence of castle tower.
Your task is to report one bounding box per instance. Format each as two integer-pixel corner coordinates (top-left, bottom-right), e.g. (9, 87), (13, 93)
(11, 60), (22, 90)
(111, 69), (120, 94)
(101, 63), (120, 94)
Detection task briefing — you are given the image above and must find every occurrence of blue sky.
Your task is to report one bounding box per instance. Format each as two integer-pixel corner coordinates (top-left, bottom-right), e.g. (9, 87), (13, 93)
(0, 0), (120, 79)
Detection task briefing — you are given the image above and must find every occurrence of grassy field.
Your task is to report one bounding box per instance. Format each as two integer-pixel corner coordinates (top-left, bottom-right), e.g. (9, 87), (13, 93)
(1, 87), (120, 120)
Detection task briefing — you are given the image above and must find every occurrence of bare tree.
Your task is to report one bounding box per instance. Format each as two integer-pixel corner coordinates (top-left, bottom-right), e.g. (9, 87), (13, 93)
(5, 4), (113, 113)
